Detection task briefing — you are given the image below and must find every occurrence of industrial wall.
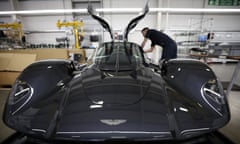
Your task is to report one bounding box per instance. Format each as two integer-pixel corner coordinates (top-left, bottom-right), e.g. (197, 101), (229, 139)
(0, 0), (240, 45)
(161, 0), (240, 31)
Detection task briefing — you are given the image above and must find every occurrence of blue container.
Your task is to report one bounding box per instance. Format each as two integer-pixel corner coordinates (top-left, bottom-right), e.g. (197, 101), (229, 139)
(198, 35), (207, 42)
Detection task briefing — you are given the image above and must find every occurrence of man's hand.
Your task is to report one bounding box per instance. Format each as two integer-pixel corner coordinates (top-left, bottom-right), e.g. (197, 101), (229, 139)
(144, 46), (154, 53)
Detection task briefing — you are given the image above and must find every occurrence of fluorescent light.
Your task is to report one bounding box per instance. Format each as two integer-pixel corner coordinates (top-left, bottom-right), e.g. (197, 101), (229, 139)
(0, 9), (87, 15)
(0, 8), (240, 15)
(96, 8), (142, 13)
(150, 8), (240, 13)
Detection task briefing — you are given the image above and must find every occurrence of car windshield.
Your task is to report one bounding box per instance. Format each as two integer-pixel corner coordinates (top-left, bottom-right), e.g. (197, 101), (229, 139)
(93, 42), (145, 71)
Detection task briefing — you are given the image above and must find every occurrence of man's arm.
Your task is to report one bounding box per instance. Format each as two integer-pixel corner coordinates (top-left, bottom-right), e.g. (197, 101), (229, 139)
(141, 37), (155, 53)
(141, 38), (147, 48)
(144, 46), (155, 53)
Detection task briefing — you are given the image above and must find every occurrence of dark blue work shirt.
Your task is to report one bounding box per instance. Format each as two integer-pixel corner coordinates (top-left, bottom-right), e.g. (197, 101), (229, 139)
(145, 29), (177, 59)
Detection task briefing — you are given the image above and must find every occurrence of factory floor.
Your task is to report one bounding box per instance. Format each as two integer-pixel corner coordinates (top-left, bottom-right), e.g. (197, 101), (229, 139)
(0, 63), (240, 143)
(0, 89), (15, 143)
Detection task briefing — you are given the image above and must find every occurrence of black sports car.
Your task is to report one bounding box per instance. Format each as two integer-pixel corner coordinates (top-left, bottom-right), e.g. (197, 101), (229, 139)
(2, 3), (230, 144)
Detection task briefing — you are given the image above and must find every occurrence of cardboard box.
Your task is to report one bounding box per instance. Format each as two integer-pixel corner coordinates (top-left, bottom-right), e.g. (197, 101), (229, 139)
(0, 53), (36, 86)
(0, 48), (69, 61)
(0, 48), (82, 85)
(36, 48), (69, 60)
(0, 48), (69, 85)
(0, 53), (36, 71)
(0, 72), (20, 86)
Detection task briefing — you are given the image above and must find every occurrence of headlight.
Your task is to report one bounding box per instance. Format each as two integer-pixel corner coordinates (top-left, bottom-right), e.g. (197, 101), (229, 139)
(9, 81), (34, 115)
(202, 79), (223, 105)
(201, 79), (225, 116)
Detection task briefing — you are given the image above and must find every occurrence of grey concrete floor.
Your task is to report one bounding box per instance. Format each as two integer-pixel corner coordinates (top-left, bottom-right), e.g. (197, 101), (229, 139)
(0, 89), (15, 143)
(220, 91), (240, 144)
(0, 63), (239, 143)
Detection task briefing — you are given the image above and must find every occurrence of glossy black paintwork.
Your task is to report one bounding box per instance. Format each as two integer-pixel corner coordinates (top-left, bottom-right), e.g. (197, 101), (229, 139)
(3, 42), (230, 142)
(162, 60), (229, 137)
(3, 60), (74, 136)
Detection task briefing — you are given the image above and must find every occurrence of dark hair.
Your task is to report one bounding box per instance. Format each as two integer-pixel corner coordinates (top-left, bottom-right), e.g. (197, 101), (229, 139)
(141, 27), (149, 32)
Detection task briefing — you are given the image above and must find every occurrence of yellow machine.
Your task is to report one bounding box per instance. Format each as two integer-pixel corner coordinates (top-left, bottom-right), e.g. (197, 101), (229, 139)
(56, 20), (84, 49)
(0, 22), (23, 41)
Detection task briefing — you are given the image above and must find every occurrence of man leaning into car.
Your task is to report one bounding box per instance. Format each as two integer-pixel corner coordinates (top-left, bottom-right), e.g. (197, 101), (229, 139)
(141, 27), (177, 60)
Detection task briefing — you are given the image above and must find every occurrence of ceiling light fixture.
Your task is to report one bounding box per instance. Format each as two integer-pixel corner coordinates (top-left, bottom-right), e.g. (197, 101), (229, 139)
(0, 8), (240, 15)
(150, 8), (240, 13)
(0, 9), (87, 15)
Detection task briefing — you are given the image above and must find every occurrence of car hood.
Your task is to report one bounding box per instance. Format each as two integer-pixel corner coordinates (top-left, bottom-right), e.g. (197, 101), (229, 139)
(54, 67), (172, 140)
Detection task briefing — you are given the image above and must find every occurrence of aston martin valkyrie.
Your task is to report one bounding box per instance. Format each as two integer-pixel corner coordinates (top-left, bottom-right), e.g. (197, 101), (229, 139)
(2, 2), (230, 144)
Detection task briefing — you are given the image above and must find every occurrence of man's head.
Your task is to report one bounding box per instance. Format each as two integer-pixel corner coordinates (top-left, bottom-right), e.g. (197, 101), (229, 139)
(141, 27), (149, 37)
